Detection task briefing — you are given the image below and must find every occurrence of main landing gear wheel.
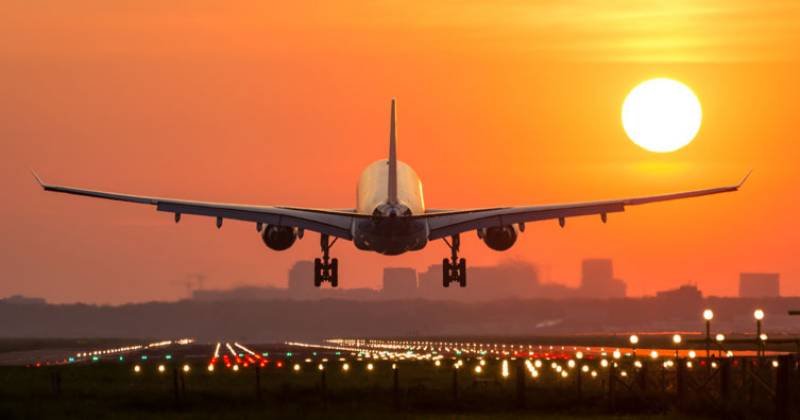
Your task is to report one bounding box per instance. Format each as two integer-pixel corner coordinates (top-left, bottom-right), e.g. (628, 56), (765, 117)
(314, 234), (339, 288)
(442, 234), (467, 288)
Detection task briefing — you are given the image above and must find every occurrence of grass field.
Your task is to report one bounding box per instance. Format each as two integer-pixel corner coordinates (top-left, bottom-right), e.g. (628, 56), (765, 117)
(0, 358), (723, 420)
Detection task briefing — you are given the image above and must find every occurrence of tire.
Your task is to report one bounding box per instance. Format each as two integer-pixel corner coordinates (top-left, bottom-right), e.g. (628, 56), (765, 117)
(314, 258), (322, 287)
(442, 258), (450, 288)
(330, 258), (339, 288)
(458, 258), (467, 287)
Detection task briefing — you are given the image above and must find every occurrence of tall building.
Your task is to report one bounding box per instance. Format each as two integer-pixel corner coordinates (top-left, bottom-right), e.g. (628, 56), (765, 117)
(287, 260), (317, 297)
(739, 273), (780, 298)
(417, 261), (539, 301)
(579, 259), (626, 298)
(382, 267), (418, 299)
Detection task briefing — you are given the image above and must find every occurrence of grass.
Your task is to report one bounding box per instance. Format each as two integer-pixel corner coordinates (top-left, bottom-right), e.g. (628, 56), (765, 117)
(0, 359), (726, 420)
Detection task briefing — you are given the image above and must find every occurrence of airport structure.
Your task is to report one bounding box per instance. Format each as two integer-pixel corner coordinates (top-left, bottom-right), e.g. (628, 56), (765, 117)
(739, 272), (780, 298)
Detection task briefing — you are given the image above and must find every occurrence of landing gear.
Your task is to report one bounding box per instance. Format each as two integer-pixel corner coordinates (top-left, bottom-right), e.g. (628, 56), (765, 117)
(314, 234), (339, 287)
(442, 235), (466, 287)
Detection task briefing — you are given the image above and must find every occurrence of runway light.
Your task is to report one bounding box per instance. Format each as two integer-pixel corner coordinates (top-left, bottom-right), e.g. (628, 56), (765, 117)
(318, 363), (324, 371)
(672, 334), (682, 345)
(207, 364), (214, 372)
(629, 335), (639, 345)
(600, 359), (609, 368)
(501, 360), (509, 378)
(392, 363), (397, 370)
(158, 365), (165, 373)
(479, 359), (486, 366)
(591, 371), (598, 378)
(634, 360), (643, 368)
(133, 365), (141, 373)
(613, 350), (621, 360)
(754, 309), (765, 321)
(760, 333), (768, 341)
(567, 360), (576, 368)
(688, 351), (696, 359)
(534, 360), (542, 368)
(575, 351), (583, 359)
(772, 360), (779, 368)
(581, 365), (589, 373)
(293, 363), (301, 372)
(342, 363), (349, 372)
(233, 365), (239, 372)
(716, 333), (726, 343)
(183, 364), (190, 373)
(650, 351), (659, 360)
(367, 363), (374, 371)
(434, 360), (441, 367)
(560, 371), (568, 378)
(703, 309), (714, 321)
(474, 365), (482, 374)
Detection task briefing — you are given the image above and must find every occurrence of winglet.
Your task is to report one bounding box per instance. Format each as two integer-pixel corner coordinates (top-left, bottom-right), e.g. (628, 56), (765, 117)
(387, 98), (399, 205)
(737, 170), (753, 189)
(31, 169), (46, 189)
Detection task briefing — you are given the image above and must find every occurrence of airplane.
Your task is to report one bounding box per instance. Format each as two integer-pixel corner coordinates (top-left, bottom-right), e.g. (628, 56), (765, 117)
(33, 99), (749, 288)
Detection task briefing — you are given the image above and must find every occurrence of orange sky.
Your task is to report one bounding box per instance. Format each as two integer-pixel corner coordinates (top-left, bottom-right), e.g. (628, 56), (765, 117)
(1, 1), (799, 303)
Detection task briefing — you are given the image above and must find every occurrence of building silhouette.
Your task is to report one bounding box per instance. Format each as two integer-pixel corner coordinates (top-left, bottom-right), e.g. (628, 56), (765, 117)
(382, 268), (418, 299)
(579, 259), (626, 298)
(288, 260), (317, 298)
(739, 273), (780, 298)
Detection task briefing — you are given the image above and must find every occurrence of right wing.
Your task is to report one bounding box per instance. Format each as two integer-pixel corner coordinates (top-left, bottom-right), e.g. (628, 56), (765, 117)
(421, 172), (750, 240)
(32, 172), (361, 239)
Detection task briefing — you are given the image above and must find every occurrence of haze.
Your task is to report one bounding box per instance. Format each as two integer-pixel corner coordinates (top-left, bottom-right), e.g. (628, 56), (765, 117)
(1, 1), (799, 303)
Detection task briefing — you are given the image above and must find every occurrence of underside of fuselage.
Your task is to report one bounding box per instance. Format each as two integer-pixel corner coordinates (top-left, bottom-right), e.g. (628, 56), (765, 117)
(352, 216), (428, 255)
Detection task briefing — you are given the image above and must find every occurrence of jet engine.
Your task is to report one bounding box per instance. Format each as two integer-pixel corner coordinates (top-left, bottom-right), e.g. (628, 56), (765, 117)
(262, 225), (298, 251)
(478, 226), (518, 251)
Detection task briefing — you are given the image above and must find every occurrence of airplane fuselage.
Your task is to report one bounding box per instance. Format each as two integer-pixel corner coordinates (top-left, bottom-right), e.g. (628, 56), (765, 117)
(353, 159), (428, 255)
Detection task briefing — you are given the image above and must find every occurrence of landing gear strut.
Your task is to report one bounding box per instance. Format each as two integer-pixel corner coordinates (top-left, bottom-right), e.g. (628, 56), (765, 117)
(442, 234), (466, 288)
(314, 234), (339, 288)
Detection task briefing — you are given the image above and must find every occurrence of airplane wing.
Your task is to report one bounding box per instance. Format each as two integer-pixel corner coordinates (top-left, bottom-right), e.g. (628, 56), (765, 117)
(32, 172), (361, 239)
(422, 172), (750, 240)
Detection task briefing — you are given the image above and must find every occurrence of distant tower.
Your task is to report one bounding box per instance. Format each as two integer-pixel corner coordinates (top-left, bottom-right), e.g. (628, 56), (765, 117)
(739, 273), (780, 298)
(579, 259), (626, 298)
(382, 268), (418, 299)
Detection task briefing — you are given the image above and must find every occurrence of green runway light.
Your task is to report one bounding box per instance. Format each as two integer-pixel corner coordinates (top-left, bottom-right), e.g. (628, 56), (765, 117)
(92, 356), (99, 362)
(68, 357), (75, 363)
(262, 352), (269, 357)
(165, 354), (172, 360)
(238, 353), (244, 358)
(118, 356), (124, 362)
(335, 352), (341, 356)
(286, 352), (293, 357)
(141, 355), (148, 360)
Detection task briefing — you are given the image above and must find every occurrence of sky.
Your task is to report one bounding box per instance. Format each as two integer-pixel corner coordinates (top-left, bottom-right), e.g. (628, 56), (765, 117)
(1, 1), (799, 304)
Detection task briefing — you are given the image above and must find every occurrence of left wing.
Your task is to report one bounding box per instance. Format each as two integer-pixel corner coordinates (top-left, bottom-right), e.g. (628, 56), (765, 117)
(422, 172), (750, 240)
(32, 172), (362, 239)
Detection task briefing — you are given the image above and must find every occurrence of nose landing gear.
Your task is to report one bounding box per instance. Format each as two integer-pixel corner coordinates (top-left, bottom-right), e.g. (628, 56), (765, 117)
(442, 234), (466, 288)
(314, 234), (339, 288)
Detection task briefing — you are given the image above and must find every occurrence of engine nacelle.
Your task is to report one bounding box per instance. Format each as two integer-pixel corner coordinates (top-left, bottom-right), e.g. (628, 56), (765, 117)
(262, 225), (298, 251)
(478, 225), (518, 251)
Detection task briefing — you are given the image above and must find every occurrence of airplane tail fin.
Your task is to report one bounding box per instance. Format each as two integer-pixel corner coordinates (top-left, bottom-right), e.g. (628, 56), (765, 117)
(387, 98), (399, 205)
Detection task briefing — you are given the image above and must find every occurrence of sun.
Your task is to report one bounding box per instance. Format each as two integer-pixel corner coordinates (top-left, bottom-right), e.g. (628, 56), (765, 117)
(622, 78), (702, 153)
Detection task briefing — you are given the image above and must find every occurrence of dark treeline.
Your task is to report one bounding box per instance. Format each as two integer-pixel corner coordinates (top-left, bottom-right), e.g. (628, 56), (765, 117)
(2, 296), (799, 342)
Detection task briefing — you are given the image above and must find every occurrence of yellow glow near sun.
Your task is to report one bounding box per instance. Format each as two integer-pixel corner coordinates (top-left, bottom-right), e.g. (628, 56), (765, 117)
(622, 78), (702, 153)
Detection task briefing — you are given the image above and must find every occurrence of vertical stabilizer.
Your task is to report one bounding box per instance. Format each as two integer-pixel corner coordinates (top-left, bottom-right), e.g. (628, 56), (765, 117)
(387, 98), (399, 205)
